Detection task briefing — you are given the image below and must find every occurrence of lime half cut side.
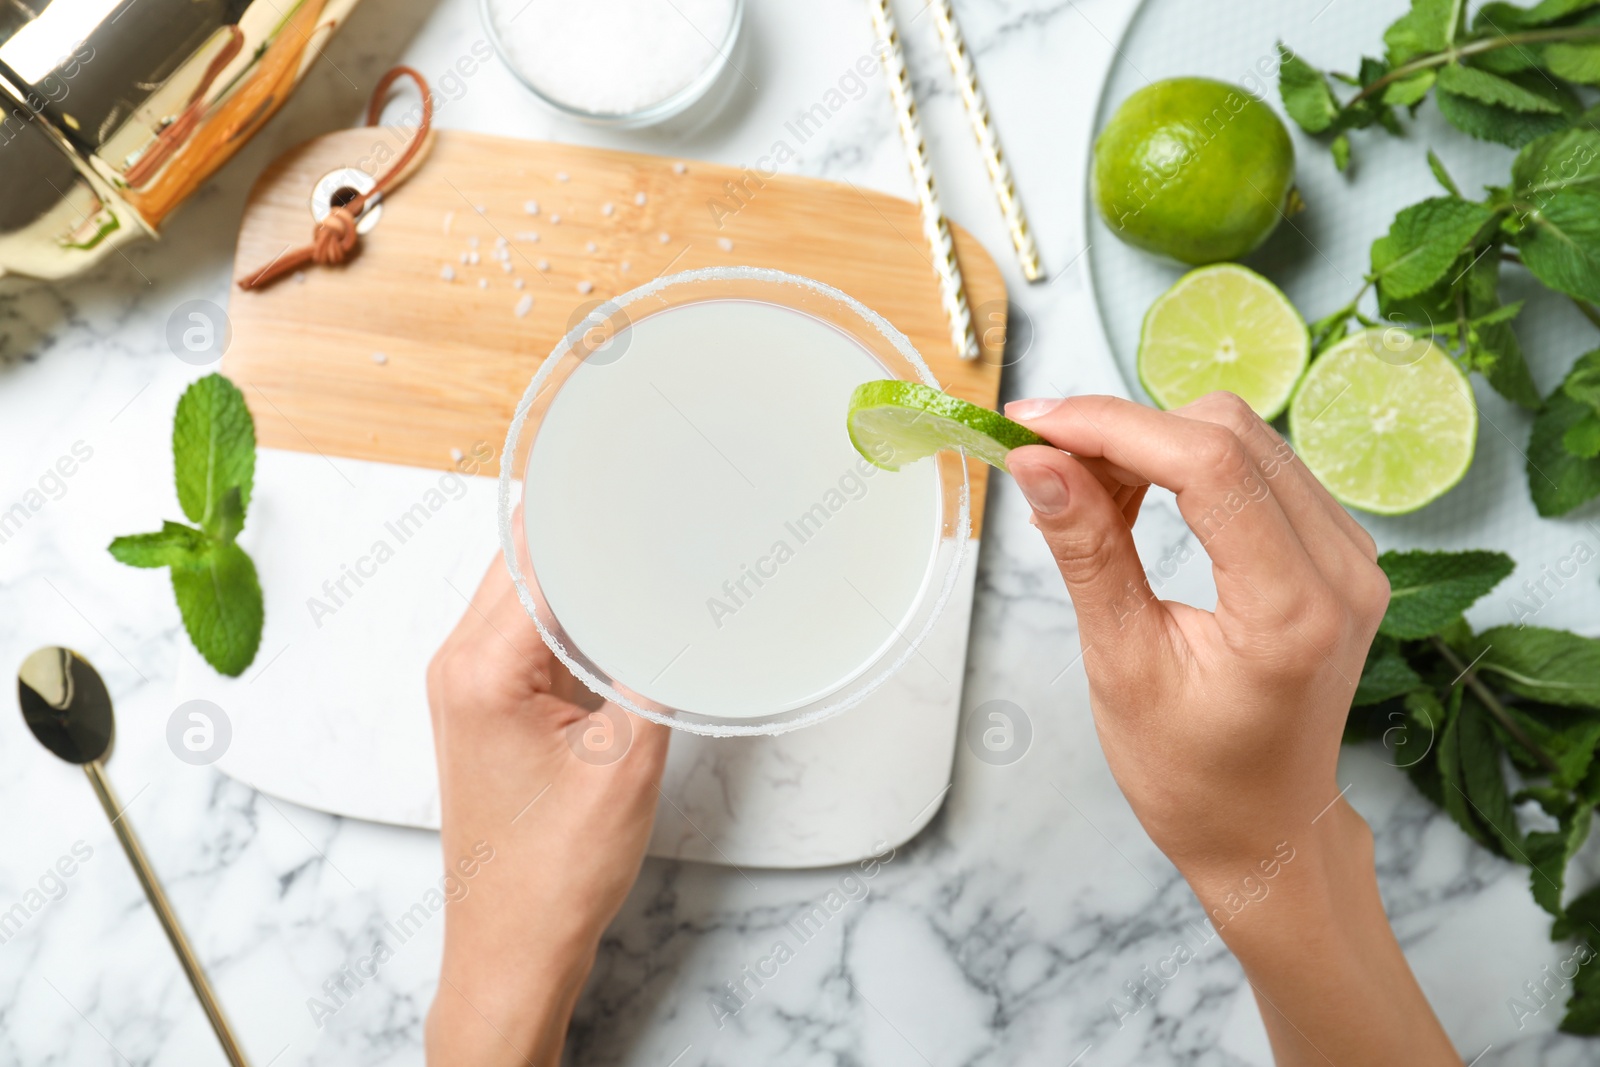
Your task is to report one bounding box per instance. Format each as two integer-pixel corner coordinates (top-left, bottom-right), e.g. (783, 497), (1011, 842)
(1137, 264), (1310, 419)
(1288, 330), (1478, 515)
(848, 381), (1045, 471)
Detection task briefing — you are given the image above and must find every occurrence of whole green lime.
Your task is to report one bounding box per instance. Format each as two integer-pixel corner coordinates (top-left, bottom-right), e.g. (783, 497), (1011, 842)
(1093, 78), (1296, 265)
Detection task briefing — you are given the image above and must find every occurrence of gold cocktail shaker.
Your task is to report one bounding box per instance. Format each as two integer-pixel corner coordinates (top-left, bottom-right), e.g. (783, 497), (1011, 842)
(0, 0), (361, 280)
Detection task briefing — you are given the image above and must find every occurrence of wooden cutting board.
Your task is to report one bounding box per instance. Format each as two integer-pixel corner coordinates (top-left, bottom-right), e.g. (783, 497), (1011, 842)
(224, 128), (1005, 524)
(202, 128), (1007, 861)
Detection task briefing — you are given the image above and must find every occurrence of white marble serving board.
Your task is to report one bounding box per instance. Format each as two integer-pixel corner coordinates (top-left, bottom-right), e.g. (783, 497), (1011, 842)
(175, 447), (974, 867)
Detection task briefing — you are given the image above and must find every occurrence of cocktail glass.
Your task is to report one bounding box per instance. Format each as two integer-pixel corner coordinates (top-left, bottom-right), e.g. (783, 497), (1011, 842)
(498, 267), (968, 736)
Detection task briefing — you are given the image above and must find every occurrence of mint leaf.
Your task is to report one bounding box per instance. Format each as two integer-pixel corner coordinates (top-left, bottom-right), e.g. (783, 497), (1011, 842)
(1562, 954), (1600, 1033)
(1566, 413), (1600, 457)
(1498, 704), (1600, 786)
(1331, 133), (1352, 172)
(1386, 0), (1465, 63)
(108, 521), (208, 569)
(1377, 549), (1515, 638)
(171, 541), (263, 677)
(1529, 390), (1600, 515)
(1470, 626), (1600, 708)
(1438, 688), (1486, 845)
(1384, 69), (1438, 107)
(1565, 349), (1600, 409)
(112, 372), (263, 677)
(1278, 45), (1340, 134)
(1440, 689), (1523, 856)
(1547, 39), (1600, 85)
(1437, 76), (1577, 146)
(1516, 186), (1600, 303)
(1468, 299), (1526, 328)
(1394, 688), (1446, 770)
(1528, 801), (1592, 918)
(1470, 314), (1543, 410)
(1428, 149), (1463, 195)
(1355, 636), (1424, 705)
(1480, 0), (1600, 28)
(1556, 880), (1600, 940)
(1462, 692), (1526, 855)
(1371, 197), (1498, 299)
(173, 374), (255, 536)
(1437, 62), (1566, 112)
(1513, 127), (1600, 200)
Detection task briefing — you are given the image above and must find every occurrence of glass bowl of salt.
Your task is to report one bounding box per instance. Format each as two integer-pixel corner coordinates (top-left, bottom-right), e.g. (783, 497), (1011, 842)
(482, 0), (744, 128)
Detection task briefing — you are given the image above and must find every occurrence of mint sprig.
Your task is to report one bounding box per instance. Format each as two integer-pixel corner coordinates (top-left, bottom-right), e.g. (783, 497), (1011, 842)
(1285, 2), (1600, 516)
(1277, 1), (1600, 169)
(110, 374), (263, 677)
(1348, 548), (1600, 1033)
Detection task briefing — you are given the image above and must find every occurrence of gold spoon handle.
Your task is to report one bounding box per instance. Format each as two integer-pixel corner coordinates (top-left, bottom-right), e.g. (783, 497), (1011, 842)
(85, 761), (252, 1067)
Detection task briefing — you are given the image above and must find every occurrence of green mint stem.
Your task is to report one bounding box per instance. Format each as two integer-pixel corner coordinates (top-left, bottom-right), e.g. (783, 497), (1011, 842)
(1350, 26), (1600, 107)
(1431, 635), (1562, 775)
(1572, 297), (1600, 331)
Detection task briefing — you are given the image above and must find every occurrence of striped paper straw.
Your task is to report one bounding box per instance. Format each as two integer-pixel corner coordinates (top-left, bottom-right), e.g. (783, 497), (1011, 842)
(869, 0), (981, 361)
(930, 0), (1044, 282)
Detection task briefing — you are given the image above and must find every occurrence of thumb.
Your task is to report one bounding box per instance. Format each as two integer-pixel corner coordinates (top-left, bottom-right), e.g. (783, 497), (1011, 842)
(1007, 445), (1162, 650)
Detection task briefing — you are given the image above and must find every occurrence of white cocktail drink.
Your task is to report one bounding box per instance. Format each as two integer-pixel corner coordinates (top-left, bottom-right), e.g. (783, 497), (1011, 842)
(522, 298), (942, 720)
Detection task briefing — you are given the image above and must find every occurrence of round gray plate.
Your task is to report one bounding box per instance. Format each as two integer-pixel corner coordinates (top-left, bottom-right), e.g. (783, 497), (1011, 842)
(1086, 0), (1600, 635)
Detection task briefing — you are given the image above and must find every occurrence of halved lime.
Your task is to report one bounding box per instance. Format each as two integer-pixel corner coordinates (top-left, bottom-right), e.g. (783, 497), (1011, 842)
(847, 381), (1044, 471)
(1288, 330), (1477, 515)
(1137, 264), (1309, 419)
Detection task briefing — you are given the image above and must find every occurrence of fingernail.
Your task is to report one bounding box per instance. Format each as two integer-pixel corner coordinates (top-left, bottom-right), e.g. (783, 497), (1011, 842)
(1012, 462), (1069, 515)
(1005, 397), (1061, 421)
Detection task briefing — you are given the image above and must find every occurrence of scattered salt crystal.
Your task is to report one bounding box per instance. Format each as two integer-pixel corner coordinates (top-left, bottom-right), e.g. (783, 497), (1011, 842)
(524, 200), (540, 215)
(469, 251), (481, 265)
(478, 278), (489, 289)
(556, 171), (570, 182)
(515, 294), (534, 317)
(372, 351), (388, 364)
(484, 0), (736, 114)
(495, 246), (510, 261)
(469, 235), (480, 248)
(443, 210), (454, 233)
(460, 252), (470, 263)
(658, 232), (670, 243)
(502, 262), (514, 273)
(516, 231), (540, 242)
(550, 214), (562, 225)
(451, 447), (465, 462)
(620, 260), (631, 272)
(586, 241), (598, 253)
(717, 237), (734, 251)
(577, 280), (594, 294)
(475, 204), (486, 213)
(293, 271), (306, 284)
(635, 191), (648, 206)
(496, 235), (508, 246)
(602, 202), (615, 216)
(440, 265), (456, 281)
(673, 161), (687, 174)
(537, 258), (550, 271)
(514, 277), (526, 289)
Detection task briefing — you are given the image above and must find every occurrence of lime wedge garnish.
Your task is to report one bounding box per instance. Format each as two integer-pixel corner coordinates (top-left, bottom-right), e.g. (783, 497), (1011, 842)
(1138, 263), (1310, 419)
(1288, 329), (1477, 515)
(847, 380), (1044, 471)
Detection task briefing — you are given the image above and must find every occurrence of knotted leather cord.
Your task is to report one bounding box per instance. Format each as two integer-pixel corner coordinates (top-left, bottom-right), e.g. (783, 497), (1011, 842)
(237, 66), (433, 290)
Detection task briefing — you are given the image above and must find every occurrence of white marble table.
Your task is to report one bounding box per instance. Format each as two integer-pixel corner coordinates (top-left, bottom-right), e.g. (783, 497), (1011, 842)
(0, 0), (1590, 1063)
